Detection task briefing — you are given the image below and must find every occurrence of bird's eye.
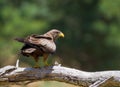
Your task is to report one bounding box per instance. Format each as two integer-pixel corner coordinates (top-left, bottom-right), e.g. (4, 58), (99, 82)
(55, 31), (59, 34)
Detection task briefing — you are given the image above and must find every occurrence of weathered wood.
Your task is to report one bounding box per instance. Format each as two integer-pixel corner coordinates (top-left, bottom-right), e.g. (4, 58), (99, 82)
(0, 64), (120, 87)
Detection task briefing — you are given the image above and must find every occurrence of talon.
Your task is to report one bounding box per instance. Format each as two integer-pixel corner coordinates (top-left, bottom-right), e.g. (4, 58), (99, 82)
(43, 53), (49, 66)
(34, 62), (40, 68)
(34, 65), (40, 68)
(44, 61), (49, 66)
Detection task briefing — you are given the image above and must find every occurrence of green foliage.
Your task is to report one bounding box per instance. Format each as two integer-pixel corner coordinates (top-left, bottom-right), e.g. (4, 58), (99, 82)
(0, 0), (120, 71)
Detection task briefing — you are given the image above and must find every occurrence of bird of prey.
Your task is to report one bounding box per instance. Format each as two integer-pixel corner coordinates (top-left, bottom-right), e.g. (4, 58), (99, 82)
(15, 29), (64, 67)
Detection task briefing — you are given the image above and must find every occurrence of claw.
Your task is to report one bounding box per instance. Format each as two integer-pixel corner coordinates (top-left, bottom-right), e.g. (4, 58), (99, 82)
(33, 62), (40, 68)
(44, 61), (49, 66)
(43, 53), (49, 67)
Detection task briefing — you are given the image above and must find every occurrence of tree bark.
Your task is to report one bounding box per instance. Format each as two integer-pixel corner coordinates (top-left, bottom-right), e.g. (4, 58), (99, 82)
(0, 64), (120, 87)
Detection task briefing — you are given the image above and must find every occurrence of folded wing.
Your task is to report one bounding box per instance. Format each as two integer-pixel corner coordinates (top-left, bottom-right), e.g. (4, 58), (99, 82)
(15, 34), (56, 53)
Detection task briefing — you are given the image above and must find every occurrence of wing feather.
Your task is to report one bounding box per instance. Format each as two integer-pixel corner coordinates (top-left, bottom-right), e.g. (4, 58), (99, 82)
(25, 35), (56, 53)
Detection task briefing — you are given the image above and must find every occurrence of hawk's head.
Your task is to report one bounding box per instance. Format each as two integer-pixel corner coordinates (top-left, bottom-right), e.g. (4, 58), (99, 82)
(46, 29), (64, 41)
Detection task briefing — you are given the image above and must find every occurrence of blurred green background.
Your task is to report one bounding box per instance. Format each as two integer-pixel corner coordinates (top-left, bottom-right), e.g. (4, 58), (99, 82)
(0, 0), (120, 73)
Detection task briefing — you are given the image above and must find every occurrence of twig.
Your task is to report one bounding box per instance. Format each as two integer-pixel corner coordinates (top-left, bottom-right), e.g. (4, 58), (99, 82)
(16, 59), (19, 68)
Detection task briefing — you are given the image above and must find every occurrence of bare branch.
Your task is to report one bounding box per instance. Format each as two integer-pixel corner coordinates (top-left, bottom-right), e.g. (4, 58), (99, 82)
(0, 65), (120, 86)
(15, 59), (20, 68)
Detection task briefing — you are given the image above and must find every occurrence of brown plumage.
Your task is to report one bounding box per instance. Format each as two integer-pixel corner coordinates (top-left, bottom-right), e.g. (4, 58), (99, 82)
(15, 29), (64, 67)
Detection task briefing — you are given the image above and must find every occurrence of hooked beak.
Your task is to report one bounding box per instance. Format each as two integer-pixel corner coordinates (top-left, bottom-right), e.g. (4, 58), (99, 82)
(59, 32), (64, 38)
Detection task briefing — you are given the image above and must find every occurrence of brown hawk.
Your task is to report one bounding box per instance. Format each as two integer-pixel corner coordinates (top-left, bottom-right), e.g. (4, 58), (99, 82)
(15, 29), (64, 67)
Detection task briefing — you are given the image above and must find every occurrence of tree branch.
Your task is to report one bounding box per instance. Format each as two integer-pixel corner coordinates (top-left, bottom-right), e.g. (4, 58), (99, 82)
(0, 65), (120, 87)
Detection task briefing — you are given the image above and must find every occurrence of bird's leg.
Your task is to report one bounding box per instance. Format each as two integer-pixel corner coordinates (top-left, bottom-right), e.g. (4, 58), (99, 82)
(43, 54), (49, 66)
(34, 57), (40, 68)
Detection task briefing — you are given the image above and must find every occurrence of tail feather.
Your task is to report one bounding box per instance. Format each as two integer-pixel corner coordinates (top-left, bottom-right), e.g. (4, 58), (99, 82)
(14, 38), (25, 43)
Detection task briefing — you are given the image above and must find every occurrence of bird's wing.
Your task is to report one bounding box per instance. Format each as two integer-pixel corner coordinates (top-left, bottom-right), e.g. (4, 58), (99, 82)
(25, 35), (56, 53)
(15, 38), (25, 43)
(23, 48), (36, 53)
(30, 34), (52, 40)
(15, 34), (52, 43)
